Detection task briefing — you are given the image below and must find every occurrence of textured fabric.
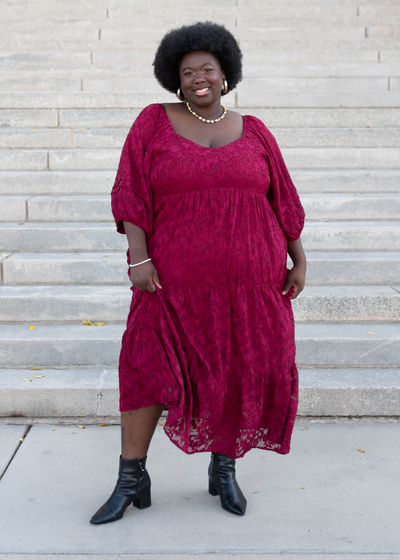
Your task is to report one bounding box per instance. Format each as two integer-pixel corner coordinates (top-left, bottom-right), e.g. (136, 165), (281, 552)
(112, 103), (305, 458)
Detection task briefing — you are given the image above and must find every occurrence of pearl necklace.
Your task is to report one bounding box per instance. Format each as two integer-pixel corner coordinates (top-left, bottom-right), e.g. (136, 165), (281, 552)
(185, 101), (227, 124)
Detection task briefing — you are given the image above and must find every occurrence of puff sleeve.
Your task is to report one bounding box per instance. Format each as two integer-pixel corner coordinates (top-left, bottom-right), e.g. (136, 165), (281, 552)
(111, 104), (161, 236)
(250, 116), (305, 241)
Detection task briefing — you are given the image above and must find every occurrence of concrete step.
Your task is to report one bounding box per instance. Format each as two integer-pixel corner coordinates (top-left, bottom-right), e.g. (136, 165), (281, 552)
(82, 76), (388, 94)
(1, 367), (399, 418)
(242, 108), (400, 128)
(0, 52), (91, 69)
(0, 129), (128, 150)
(239, 37), (400, 51)
(1, 252), (131, 285)
(0, 79), (82, 92)
(2, 147), (398, 172)
(293, 285), (400, 322)
(3, 252), (400, 286)
(93, 49), (380, 67)
(300, 194), (400, 221)
(2, 127), (400, 150)
(0, 223), (127, 252)
(0, 171), (115, 196)
(300, 252), (400, 286)
(101, 27), (365, 43)
(303, 222), (400, 251)
(1, 222), (400, 252)
(3, 12), (377, 29)
(1, 170), (399, 196)
(298, 368), (400, 416)
(53, 107), (400, 129)
(283, 148), (400, 169)
(237, 91), (400, 108)
(0, 92), (186, 110)
(0, 108), (60, 127)
(2, 194), (400, 223)
(0, 61), (400, 80)
(0, 285), (399, 323)
(0, 323), (399, 368)
(3, 90), (399, 110)
(0, 37), (398, 53)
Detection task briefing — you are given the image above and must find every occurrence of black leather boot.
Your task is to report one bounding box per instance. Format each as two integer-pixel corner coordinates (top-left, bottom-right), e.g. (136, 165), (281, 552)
(90, 455), (151, 525)
(208, 452), (247, 516)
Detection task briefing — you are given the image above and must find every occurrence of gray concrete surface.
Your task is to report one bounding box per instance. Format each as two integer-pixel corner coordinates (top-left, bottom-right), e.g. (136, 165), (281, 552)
(0, 425), (27, 476)
(2, 221), (400, 253)
(1, 323), (400, 369)
(1, 169), (398, 196)
(0, 552), (400, 560)
(3, 193), (400, 223)
(1, 284), (400, 322)
(0, 421), (399, 554)
(3, 251), (400, 286)
(1, 368), (399, 418)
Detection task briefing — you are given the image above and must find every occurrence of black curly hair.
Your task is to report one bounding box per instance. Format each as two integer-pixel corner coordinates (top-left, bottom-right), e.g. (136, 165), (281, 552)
(152, 21), (243, 96)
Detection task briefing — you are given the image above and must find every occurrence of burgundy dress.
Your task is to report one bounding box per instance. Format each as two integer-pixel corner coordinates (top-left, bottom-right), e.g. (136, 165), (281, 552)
(111, 103), (305, 458)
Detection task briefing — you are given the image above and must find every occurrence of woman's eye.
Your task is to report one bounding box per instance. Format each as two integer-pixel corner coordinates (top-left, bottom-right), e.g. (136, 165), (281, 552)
(204, 68), (213, 72)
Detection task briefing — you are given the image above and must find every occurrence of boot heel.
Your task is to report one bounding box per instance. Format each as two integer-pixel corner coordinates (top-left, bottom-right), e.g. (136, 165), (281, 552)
(133, 489), (151, 510)
(208, 479), (219, 496)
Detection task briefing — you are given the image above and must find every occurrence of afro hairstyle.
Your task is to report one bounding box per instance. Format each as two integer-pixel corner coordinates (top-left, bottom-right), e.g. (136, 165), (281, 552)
(152, 21), (243, 96)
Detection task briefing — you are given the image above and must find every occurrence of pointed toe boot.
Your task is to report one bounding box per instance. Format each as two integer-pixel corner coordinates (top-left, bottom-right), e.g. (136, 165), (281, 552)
(208, 452), (247, 516)
(90, 455), (151, 525)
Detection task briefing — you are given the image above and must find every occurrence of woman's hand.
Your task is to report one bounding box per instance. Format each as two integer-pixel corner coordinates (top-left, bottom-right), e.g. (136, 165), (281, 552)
(130, 261), (162, 293)
(282, 263), (306, 300)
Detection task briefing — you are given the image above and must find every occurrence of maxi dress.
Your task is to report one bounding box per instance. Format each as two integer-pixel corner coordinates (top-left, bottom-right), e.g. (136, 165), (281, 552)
(111, 103), (305, 459)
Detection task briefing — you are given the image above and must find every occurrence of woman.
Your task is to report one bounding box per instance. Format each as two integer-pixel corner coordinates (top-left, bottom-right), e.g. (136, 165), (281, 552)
(90, 21), (306, 524)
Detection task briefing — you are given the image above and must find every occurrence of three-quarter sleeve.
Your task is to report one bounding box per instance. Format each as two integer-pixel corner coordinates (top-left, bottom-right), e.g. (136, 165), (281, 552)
(111, 104), (160, 235)
(250, 116), (305, 241)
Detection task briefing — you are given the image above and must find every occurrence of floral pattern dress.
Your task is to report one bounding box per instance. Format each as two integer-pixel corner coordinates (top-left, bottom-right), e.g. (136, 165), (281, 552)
(111, 103), (305, 458)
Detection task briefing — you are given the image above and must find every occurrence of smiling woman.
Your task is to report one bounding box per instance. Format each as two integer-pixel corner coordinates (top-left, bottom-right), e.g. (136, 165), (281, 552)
(90, 21), (306, 525)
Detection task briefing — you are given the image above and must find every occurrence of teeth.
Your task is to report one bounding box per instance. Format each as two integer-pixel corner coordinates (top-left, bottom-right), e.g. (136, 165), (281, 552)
(196, 87), (209, 92)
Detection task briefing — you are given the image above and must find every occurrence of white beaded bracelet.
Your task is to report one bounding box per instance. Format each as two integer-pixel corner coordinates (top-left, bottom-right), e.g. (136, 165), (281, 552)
(128, 258), (152, 268)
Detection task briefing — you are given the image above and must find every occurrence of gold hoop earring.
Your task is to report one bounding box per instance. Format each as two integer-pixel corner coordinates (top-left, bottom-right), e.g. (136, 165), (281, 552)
(222, 78), (228, 94)
(176, 87), (185, 101)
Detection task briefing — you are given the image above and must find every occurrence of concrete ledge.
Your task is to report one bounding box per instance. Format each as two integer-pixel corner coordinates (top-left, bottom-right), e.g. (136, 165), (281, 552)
(2, 194), (400, 223)
(1, 221), (400, 252)
(3, 251), (400, 286)
(0, 552), (400, 560)
(0, 171), (115, 196)
(0, 170), (399, 196)
(3, 127), (400, 150)
(0, 222), (127, 252)
(0, 368), (399, 418)
(0, 285), (399, 322)
(0, 323), (399, 369)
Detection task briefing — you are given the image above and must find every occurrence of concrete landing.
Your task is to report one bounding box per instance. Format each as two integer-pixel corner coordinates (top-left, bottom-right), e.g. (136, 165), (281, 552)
(0, 421), (399, 555)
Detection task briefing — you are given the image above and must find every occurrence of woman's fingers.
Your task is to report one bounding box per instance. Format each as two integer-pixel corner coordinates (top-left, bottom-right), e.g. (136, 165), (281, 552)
(129, 262), (162, 292)
(152, 270), (162, 289)
(282, 280), (293, 295)
(290, 285), (300, 299)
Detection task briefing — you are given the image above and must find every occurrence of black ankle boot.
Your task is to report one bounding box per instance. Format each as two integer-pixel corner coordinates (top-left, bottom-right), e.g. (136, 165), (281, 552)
(90, 455), (151, 525)
(208, 452), (247, 516)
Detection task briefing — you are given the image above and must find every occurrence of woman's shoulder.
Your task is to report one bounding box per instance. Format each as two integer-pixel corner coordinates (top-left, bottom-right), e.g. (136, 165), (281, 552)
(244, 113), (271, 134)
(244, 114), (279, 147)
(135, 103), (165, 123)
(126, 104), (166, 146)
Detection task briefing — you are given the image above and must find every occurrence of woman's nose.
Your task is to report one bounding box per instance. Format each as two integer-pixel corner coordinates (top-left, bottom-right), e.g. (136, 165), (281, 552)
(193, 72), (205, 83)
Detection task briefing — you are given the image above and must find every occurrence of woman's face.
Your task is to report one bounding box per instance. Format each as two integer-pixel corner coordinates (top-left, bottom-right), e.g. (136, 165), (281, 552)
(179, 51), (225, 105)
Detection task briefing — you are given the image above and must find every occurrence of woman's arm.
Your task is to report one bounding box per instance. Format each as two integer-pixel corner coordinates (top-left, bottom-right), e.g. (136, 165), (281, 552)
(282, 237), (306, 299)
(124, 221), (162, 292)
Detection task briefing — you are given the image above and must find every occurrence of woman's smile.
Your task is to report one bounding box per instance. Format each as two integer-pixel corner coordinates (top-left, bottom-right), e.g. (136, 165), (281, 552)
(193, 86), (210, 96)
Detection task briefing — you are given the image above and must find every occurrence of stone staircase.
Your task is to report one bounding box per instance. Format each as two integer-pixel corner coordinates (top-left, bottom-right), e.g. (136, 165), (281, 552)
(1, 0), (399, 420)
